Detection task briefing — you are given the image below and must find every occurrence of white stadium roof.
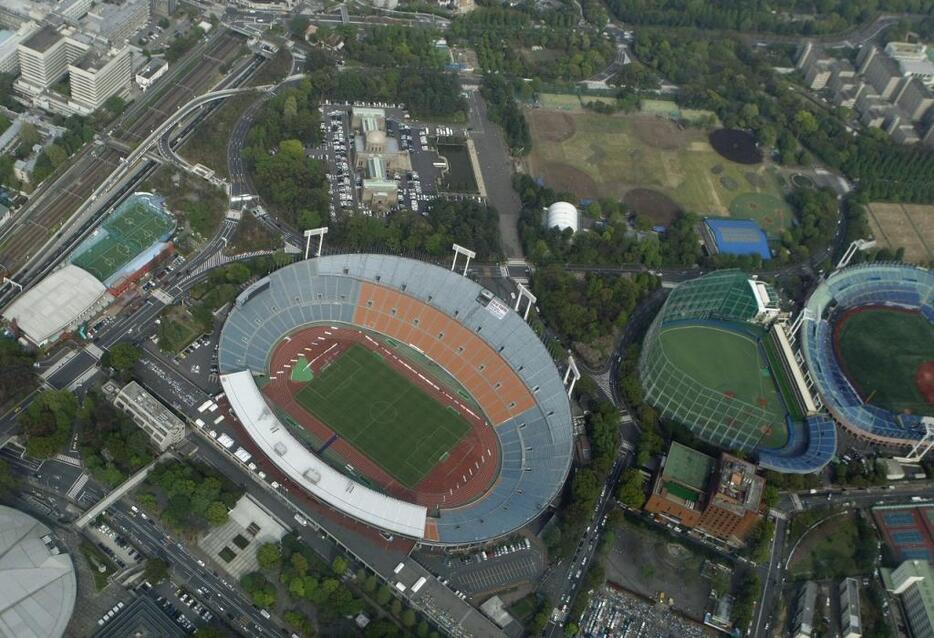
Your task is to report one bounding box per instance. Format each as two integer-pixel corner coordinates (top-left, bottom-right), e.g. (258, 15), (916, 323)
(2, 265), (111, 345)
(546, 201), (579, 233)
(0, 506), (76, 638)
(221, 370), (428, 539)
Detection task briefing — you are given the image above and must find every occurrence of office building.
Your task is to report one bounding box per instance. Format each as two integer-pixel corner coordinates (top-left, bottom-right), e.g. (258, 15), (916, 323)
(792, 581), (818, 638)
(882, 560), (934, 638)
(84, 0), (149, 45)
(68, 45), (131, 112)
(135, 56), (167, 91)
(16, 24), (86, 92)
(839, 577), (863, 638)
(112, 381), (186, 450)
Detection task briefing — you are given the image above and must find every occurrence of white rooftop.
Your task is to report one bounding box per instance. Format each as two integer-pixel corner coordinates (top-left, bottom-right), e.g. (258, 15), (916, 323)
(0, 506), (76, 638)
(221, 371), (428, 538)
(2, 264), (112, 345)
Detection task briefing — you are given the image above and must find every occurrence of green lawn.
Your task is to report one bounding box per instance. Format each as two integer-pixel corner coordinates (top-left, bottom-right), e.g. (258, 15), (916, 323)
(836, 309), (934, 416)
(659, 324), (788, 448)
(295, 344), (469, 487)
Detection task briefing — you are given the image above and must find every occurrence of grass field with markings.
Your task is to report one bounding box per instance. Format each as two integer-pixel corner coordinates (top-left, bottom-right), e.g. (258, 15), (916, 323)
(295, 344), (469, 487)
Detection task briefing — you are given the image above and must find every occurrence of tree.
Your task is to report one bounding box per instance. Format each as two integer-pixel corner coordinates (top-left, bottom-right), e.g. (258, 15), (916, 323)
(331, 555), (348, 575)
(401, 608), (417, 627)
(205, 501), (229, 526)
(617, 468), (647, 508)
(108, 342), (141, 373)
(144, 558), (169, 584)
(376, 585), (392, 605)
(19, 122), (41, 148)
(257, 542), (282, 570)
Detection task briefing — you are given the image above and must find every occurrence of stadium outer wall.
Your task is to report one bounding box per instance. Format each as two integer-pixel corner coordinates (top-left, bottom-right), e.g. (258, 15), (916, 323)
(217, 254), (574, 546)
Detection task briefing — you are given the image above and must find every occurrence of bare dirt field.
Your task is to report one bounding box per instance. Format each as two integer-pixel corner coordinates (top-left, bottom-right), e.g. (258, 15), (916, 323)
(867, 202), (934, 264)
(525, 108), (791, 233)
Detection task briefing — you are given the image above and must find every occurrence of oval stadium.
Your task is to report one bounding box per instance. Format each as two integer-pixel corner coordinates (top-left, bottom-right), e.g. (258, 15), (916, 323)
(799, 263), (934, 451)
(639, 270), (837, 473)
(217, 254), (573, 546)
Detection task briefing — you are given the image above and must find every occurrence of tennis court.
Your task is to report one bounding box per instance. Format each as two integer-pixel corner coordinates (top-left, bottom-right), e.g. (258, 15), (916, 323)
(658, 324), (787, 448)
(71, 196), (174, 283)
(294, 344), (470, 488)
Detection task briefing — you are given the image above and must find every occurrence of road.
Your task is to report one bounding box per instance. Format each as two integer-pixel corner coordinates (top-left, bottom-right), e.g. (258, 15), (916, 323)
(464, 90), (524, 259)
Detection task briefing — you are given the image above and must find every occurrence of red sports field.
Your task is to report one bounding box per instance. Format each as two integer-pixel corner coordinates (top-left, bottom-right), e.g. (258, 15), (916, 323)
(261, 325), (501, 509)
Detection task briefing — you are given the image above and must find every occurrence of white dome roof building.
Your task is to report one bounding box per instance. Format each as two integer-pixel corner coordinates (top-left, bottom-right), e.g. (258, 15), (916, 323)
(545, 201), (579, 233)
(0, 506), (76, 638)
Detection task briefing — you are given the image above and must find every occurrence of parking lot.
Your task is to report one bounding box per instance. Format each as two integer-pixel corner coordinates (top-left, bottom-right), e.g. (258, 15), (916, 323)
(580, 586), (709, 638)
(417, 538), (545, 598)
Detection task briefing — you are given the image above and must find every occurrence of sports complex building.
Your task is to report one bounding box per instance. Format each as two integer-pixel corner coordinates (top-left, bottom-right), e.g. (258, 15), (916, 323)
(639, 269), (837, 473)
(639, 263), (934, 473)
(3, 193), (174, 346)
(218, 254), (573, 545)
(799, 263), (934, 454)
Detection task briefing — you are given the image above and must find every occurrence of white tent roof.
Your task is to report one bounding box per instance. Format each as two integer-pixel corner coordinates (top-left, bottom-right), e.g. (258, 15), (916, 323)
(221, 371), (428, 539)
(2, 265), (111, 345)
(0, 506), (76, 638)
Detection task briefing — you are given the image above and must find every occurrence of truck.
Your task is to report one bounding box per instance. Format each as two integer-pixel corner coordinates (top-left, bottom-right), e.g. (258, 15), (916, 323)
(194, 418), (205, 428)
(234, 448), (252, 463)
(196, 400), (213, 413)
(217, 434), (235, 449)
(395, 582), (407, 592)
(294, 514), (308, 527)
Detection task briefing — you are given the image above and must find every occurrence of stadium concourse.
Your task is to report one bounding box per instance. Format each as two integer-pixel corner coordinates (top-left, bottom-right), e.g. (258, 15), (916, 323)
(800, 263), (934, 453)
(218, 254), (573, 546)
(639, 270), (837, 473)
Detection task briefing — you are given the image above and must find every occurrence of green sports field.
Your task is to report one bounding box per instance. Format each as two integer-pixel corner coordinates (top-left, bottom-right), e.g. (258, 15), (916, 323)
(658, 324), (788, 448)
(72, 198), (174, 283)
(836, 308), (934, 416)
(294, 344), (470, 487)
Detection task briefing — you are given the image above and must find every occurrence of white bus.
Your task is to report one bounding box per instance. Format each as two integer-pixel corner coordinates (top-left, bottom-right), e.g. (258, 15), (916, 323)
(411, 577), (427, 593)
(196, 400), (213, 413)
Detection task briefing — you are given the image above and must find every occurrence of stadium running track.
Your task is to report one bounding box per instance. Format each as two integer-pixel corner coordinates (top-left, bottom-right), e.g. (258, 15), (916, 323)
(262, 326), (501, 510)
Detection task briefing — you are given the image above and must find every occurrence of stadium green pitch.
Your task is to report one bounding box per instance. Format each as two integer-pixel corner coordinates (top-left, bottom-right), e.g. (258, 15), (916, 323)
(658, 324), (788, 448)
(290, 356), (314, 382)
(295, 344), (470, 487)
(836, 308), (934, 416)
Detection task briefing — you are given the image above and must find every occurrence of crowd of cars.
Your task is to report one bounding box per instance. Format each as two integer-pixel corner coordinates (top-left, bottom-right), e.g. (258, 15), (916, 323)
(324, 110), (354, 214)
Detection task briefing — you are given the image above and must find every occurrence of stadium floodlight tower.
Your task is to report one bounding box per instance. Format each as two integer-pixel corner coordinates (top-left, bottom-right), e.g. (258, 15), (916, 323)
(303, 227), (328, 259)
(514, 282), (536, 321)
(896, 417), (934, 464)
(836, 238), (877, 269)
(564, 354), (580, 397)
(450, 243), (476, 276)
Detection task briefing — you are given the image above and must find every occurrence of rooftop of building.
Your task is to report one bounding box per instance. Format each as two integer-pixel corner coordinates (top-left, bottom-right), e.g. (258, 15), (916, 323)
(882, 560), (934, 632)
(661, 442), (714, 492)
(704, 217), (771, 260)
(117, 381), (185, 433)
(136, 57), (166, 78)
(708, 453), (764, 516)
(71, 46), (123, 72)
(94, 596), (185, 638)
(21, 24), (61, 52)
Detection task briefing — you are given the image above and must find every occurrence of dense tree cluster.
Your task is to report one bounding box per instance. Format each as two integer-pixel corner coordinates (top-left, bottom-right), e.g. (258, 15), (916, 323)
(330, 69), (467, 121)
(343, 26), (447, 68)
(29, 115), (95, 186)
(607, 0), (932, 35)
(18, 390), (77, 458)
(331, 199), (502, 260)
(77, 392), (153, 487)
(139, 460), (243, 532)
(246, 140), (329, 231)
(515, 175), (702, 267)
(632, 29), (934, 204)
(531, 265), (658, 345)
(480, 75), (531, 154)
(165, 26), (205, 63)
(449, 7), (615, 80)
(0, 339), (35, 409)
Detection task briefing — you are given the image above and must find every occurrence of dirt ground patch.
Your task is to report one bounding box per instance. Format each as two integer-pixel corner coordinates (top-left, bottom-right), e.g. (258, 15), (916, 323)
(624, 188), (683, 226)
(605, 518), (714, 622)
(709, 128), (762, 164)
(540, 161), (599, 199)
(867, 202), (934, 264)
(528, 110), (576, 142)
(630, 116), (684, 150)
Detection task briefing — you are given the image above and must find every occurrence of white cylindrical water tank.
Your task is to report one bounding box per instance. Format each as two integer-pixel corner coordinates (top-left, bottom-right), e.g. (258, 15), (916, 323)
(546, 201), (579, 233)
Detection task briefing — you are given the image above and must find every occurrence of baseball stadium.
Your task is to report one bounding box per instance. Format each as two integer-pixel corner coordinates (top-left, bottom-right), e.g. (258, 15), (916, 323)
(218, 254), (573, 545)
(799, 263), (934, 451)
(639, 270), (837, 473)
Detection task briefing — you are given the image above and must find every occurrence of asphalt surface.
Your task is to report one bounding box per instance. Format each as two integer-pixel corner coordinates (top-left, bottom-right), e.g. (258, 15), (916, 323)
(464, 89), (524, 259)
